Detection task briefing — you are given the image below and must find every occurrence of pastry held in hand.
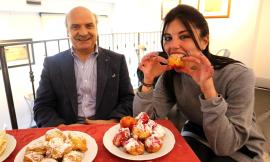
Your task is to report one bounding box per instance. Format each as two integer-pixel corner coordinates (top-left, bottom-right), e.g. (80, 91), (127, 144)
(168, 54), (185, 68)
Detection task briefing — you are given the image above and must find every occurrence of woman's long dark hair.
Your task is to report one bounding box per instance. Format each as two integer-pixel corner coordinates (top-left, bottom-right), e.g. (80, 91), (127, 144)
(161, 5), (240, 99)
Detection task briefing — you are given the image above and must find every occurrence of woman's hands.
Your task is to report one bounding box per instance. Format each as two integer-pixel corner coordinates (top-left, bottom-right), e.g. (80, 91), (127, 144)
(139, 51), (217, 98)
(176, 51), (217, 99)
(139, 52), (171, 84)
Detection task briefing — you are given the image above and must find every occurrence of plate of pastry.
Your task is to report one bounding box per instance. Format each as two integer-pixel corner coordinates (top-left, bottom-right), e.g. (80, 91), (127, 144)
(0, 130), (17, 162)
(14, 128), (98, 162)
(103, 113), (175, 160)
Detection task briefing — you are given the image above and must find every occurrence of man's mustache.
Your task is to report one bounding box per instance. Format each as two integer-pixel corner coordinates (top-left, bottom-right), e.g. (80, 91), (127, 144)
(74, 35), (92, 41)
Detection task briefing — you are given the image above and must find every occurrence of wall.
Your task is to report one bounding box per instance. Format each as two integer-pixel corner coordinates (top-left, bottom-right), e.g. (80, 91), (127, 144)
(207, 0), (260, 67)
(0, 11), (41, 40)
(0, 0), (113, 14)
(253, 0), (270, 83)
(111, 0), (163, 33)
(111, 0), (261, 67)
(0, 0), (113, 40)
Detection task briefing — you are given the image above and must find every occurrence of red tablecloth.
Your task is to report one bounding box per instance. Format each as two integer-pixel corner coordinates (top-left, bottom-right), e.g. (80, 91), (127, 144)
(5, 120), (199, 162)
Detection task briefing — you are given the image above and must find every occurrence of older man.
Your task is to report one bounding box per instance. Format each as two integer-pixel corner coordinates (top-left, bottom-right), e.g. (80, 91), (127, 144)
(33, 6), (134, 127)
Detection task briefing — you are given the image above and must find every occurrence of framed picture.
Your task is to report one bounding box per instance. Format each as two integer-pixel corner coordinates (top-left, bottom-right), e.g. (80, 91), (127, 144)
(0, 39), (35, 68)
(161, 0), (180, 19)
(180, 0), (199, 9)
(199, 0), (231, 18)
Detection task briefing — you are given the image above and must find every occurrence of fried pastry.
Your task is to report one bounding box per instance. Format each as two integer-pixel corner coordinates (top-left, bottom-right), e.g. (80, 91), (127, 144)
(120, 116), (137, 130)
(45, 128), (66, 141)
(68, 132), (87, 152)
(168, 54), (185, 68)
(145, 135), (163, 153)
(0, 130), (7, 156)
(132, 121), (152, 140)
(40, 158), (58, 162)
(25, 140), (48, 155)
(62, 150), (83, 162)
(46, 137), (73, 159)
(135, 112), (149, 124)
(123, 138), (145, 155)
(113, 113), (168, 155)
(113, 127), (130, 147)
(23, 151), (44, 162)
(152, 124), (166, 140)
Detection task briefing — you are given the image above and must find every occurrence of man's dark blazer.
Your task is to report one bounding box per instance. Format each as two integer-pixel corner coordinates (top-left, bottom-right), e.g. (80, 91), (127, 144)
(33, 47), (134, 127)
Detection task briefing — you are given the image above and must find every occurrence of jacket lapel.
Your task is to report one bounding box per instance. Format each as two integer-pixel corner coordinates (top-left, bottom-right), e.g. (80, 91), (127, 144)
(60, 50), (77, 114)
(96, 48), (110, 109)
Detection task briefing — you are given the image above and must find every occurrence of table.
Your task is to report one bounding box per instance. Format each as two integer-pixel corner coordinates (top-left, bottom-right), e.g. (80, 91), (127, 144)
(5, 120), (200, 162)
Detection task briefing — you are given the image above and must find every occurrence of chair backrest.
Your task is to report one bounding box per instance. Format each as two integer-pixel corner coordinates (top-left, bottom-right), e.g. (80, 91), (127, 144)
(216, 49), (231, 57)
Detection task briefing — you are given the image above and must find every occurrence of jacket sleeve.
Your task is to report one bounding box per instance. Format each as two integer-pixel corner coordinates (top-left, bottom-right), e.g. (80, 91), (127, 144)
(33, 57), (65, 127)
(108, 55), (134, 119)
(200, 67), (255, 155)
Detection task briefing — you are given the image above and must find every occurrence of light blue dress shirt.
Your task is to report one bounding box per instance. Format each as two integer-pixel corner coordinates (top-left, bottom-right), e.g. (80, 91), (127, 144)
(71, 47), (98, 119)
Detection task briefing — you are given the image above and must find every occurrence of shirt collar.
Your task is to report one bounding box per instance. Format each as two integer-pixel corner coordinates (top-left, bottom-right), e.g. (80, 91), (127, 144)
(70, 45), (99, 58)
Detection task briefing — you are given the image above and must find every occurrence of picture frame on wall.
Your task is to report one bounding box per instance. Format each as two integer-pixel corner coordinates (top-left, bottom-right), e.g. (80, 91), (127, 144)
(161, 0), (179, 19)
(4, 44), (35, 68)
(163, 0), (231, 19)
(180, 0), (199, 9)
(199, 0), (231, 18)
(0, 39), (35, 68)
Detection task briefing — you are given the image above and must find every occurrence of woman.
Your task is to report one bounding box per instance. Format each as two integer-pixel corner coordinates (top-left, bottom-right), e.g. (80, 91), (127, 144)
(133, 5), (265, 162)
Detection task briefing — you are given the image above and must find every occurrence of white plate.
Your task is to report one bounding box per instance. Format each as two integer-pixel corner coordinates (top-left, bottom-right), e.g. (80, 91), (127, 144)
(103, 124), (175, 161)
(14, 131), (98, 162)
(0, 134), (17, 161)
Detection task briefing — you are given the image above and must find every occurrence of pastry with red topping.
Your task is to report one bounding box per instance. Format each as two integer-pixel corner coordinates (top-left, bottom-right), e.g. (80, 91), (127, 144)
(123, 138), (145, 155)
(132, 121), (152, 140)
(113, 112), (167, 155)
(152, 124), (166, 140)
(135, 112), (150, 124)
(144, 135), (163, 153)
(147, 119), (158, 129)
(113, 128), (131, 147)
